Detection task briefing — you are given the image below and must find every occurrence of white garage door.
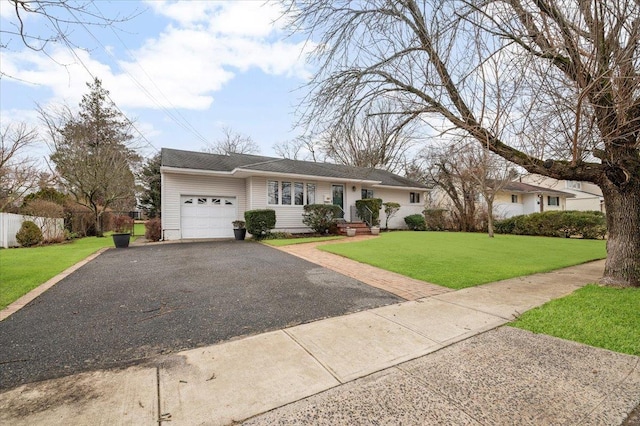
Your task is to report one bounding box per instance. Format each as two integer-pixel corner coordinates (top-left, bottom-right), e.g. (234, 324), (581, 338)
(181, 196), (237, 239)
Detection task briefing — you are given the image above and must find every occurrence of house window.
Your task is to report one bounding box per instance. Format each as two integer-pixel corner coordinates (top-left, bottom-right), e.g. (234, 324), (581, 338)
(282, 182), (292, 205)
(211, 198), (221, 205)
(511, 194), (518, 203)
(566, 181), (582, 190)
(306, 183), (316, 205)
(361, 188), (374, 199)
(198, 198), (207, 205)
(183, 198), (193, 204)
(410, 192), (421, 204)
(268, 180), (279, 205)
(548, 196), (560, 206)
(294, 182), (304, 205)
(269, 181), (317, 205)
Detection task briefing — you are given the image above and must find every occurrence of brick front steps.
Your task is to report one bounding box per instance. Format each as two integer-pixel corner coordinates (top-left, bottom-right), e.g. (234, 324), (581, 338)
(337, 221), (371, 235)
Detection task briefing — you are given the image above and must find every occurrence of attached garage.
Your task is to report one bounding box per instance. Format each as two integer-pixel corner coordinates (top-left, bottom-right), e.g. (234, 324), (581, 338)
(180, 196), (237, 239)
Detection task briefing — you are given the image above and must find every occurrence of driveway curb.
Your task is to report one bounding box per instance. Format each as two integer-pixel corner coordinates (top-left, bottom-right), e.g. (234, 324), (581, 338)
(0, 247), (111, 321)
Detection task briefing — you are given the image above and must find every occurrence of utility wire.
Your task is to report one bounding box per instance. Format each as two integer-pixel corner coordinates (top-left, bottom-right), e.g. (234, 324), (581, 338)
(91, 2), (211, 146)
(49, 11), (160, 154)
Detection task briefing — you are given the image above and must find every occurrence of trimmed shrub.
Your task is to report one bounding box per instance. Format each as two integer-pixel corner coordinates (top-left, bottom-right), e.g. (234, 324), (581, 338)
(16, 221), (43, 247)
(383, 202), (401, 230)
(423, 209), (448, 231)
(494, 210), (606, 239)
(302, 204), (342, 234)
(145, 218), (162, 242)
(245, 209), (276, 239)
(404, 214), (426, 231)
(355, 198), (382, 226)
(21, 199), (65, 243)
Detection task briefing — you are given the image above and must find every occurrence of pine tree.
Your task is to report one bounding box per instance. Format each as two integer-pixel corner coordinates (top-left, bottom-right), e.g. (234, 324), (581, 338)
(50, 78), (140, 236)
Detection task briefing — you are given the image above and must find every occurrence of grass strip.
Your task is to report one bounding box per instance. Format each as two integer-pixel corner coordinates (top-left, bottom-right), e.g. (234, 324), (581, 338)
(511, 285), (640, 356)
(1, 236), (121, 309)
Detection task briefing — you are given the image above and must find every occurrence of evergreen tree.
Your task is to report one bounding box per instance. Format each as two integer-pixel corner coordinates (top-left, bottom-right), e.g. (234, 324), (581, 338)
(139, 153), (161, 218)
(49, 78), (140, 236)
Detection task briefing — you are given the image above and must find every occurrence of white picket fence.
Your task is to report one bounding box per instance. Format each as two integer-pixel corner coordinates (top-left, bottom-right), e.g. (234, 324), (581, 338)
(0, 213), (64, 248)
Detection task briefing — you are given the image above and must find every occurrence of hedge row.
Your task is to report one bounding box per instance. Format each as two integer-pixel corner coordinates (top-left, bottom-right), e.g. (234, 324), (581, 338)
(494, 210), (606, 239)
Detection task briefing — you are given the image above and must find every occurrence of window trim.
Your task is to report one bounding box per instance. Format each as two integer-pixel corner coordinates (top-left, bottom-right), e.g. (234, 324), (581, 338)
(306, 183), (316, 205)
(409, 191), (421, 204)
(547, 196), (560, 206)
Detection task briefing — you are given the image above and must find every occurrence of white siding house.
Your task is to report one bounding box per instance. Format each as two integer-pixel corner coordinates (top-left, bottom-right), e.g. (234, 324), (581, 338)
(520, 174), (605, 212)
(493, 181), (575, 219)
(161, 149), (428, 240)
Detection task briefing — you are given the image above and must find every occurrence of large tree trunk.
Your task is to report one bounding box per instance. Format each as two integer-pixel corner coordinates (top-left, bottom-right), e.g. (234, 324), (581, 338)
(600, 179), (640, 287)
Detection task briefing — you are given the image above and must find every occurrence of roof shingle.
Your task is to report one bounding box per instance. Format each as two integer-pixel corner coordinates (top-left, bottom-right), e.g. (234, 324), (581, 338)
(161, 148), (428, 189)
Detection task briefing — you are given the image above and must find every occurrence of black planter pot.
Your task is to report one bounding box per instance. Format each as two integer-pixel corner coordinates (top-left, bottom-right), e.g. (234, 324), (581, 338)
(112, 233), (131, 248)
(233, 228), (246, 241)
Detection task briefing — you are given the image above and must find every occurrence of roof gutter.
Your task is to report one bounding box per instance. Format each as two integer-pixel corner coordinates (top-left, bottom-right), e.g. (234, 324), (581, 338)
(372, 184), (430, 192)
(232, 167), (381, 185)
(160, 166), (235, 177)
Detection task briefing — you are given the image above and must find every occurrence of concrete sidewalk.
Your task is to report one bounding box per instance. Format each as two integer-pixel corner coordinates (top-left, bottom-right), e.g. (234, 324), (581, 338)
(1, 258), (639, 425)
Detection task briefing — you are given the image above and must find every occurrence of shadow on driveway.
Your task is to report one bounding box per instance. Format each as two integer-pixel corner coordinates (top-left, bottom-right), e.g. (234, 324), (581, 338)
(0, 241), (401, 390)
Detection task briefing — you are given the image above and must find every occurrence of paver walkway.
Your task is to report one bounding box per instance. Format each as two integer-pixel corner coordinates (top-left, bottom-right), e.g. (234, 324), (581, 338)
(275, 236), (451, 300)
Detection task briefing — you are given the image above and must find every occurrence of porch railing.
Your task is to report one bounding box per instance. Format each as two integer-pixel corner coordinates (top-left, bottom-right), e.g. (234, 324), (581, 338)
(349, 205), (373, 227)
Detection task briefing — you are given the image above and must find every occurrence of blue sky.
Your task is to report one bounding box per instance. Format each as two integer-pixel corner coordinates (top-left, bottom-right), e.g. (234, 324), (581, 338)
(0, 1), (315, 159)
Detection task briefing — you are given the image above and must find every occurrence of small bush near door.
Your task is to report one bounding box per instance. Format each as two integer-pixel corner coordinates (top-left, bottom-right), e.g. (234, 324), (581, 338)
(355, 198), (383, 226)
(302, 204), (342, 234)
(245, 209), (276, 239)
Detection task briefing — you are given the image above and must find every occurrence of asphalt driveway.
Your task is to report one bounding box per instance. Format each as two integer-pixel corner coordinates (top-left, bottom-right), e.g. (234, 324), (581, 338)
(0, 241), (401, 390)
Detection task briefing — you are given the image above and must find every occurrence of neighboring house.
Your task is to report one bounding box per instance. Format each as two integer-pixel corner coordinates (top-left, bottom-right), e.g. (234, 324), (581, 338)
(493, 181), (575, 219)
(520, 174), (605, 212)
(160, 148), (428, 240)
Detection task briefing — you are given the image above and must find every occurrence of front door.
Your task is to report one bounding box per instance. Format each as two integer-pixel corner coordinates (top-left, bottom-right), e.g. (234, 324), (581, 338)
(332, 184), (344, 218)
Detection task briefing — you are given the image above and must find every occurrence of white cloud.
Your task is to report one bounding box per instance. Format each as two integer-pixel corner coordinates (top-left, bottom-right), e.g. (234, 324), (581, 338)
(1, 0), (314, 112)
(146, 1), (287, 36)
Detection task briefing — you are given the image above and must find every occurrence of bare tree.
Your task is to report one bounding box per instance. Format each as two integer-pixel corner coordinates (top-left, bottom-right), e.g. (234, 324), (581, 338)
(318, 103), (417, 173)
(424, 144), (480, 232)
(274, 138), (305, 160)
(463, 144), (517, 237)
(204, 127), (260, 155)
(42, 78), (140, 236)
(0, 122), (46, 211)
(287, 0), (640, 287)
(1, 1), (134, 53)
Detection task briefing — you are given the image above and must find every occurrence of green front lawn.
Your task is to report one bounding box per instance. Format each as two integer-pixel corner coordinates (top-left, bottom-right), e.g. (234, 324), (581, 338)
(321, 232), (606, 289)
(511, 285), (640, 356)
(0, 236), (121, 309)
